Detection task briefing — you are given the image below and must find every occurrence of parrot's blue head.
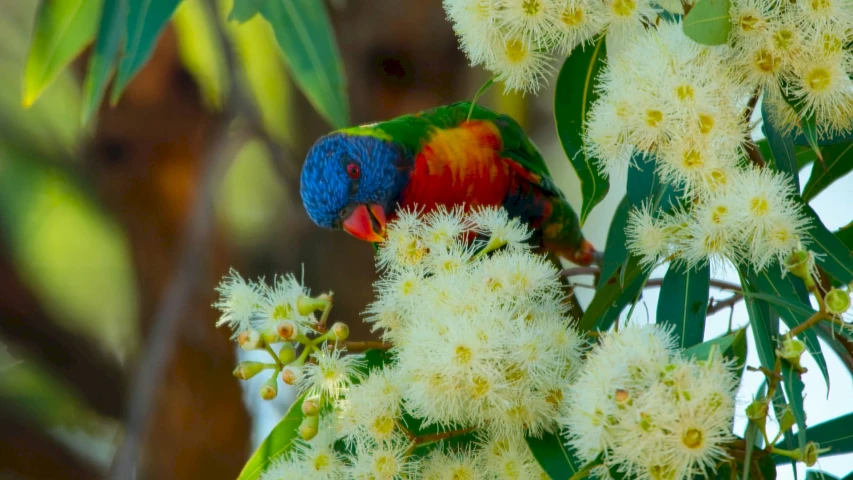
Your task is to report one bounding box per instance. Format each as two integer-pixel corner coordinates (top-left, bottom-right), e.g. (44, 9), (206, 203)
(300, 132), (409, 242)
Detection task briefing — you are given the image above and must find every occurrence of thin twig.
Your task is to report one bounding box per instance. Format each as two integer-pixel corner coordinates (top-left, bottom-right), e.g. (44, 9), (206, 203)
(743, 87), (766, 168)
(339, 340), (392, 352)
(561, 266), (601, 277)
(708, 293), (746, 315)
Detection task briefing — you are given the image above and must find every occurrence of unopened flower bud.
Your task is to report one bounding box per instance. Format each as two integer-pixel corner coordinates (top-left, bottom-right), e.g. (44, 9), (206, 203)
(299, 414), (319, 440)
(746, 399), (769, 430)
(778, 405), (796, 433)
(297, 293), (332, 316)
(785, 250), (815, 288)
(238, 329), (264, 350)
(276, 321), (299, 341)
(332, 322), (349, 341)
(825, 288), (851, 315)
(777, 337), (807, 370)
(259, 375), (278, 400)
(614, 389), (631, 406)
(301, 396), (320, 417)
(278, 343), (296, 365)
(281, 365), (304, 385)
(232, 361), (270, 380)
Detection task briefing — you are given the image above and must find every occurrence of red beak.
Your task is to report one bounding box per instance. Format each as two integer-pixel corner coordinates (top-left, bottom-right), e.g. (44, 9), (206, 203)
(342, 204), (386, 243)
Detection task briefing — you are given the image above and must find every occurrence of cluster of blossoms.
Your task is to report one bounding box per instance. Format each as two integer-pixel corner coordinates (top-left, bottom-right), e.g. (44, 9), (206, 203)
(562, 325), (739, 480)
(442, 0), (662, 92)
(586, 22), (811, 272)
(731, 0), (853, 138)
(215, 208), (743, 479)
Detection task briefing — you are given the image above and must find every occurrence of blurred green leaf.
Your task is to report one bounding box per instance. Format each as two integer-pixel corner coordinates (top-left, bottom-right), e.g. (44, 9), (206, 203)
(173, 0), (228, 108)
(683, 0), (731, 45)
(81, 0), (127, 123)
(0, 152), (138, 353)
(229, 0), (268, 22)
(762, 101), (800, 191)
(757, 455), (777, 480)
(597, 196), (630, 289)
(23, 0), (103, 107)
(111, 0), (183, 104)
(527, 432), (582, 478)
(741, 273), (778, 370)
(223, 0), (294, 145)
(774, 413), (853, 462)
(802, 204), (853, 284)
(744, 420), (758, 480)
(260, 0), (349, 129)
(238, 393), (306, 480)
(657, 263), (710, 349)
(627, 153), (659, 207)
(802, 142), (853, 202)
(554, 34), (608, 226)
(801, 115), (822, 162)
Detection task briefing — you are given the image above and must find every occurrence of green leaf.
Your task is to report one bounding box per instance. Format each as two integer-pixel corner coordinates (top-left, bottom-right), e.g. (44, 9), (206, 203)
(554, 34), (609, 226)
(684, 329), (748, 373)
(774, 413), (853, 461)
(224, 0), (295, 146)
(757, 455), (778, 480)
(801, 116), (823, 163)
(780, 360), (808, 452)
(807, 472), (840, 480)
(762, 101), (800, 191)
(744, 420), (759, 480)
(173, 0), (228, 109)
(23, 0), (103, 107)
(627, 153), (660, 207)
(230, 0), (268, 22)
(740, 271), (779, 370)
(836, 224), (853, 252)
(803, 204), (853, 284)
(657, 263), (710, 349)
(598, 196), (630, 289)
(237, 393), (306, 480)
(111, 0), (183, 104)
(579, 255), (647, 332)
(260, 0), (350, 129)
(683, 0), (732, 45)
(802, 142), (853, 202)
(526, 431), (582, 478)
(81, 0), (127, 123)
(771, 388), (799, 479)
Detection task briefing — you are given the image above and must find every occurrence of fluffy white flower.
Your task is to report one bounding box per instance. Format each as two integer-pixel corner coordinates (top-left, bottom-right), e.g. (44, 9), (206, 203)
(346, 436), (417, 480)
(419, 447), (485, 480)
(562, 324), (738, 479)
(553, 0), (607, 52)
(253, 274), (314, 339)
(444, 0), (504, 65)
(260, 429), (345, 480)
(487, 35), (555, 93)
(213, 269), (262, 336)
(626, 203), (674, 268)
(471, 206), (533, 249)
(499, 0), (560, 46)
(336, 369), (404, 445)
(300, 345), (365, 400)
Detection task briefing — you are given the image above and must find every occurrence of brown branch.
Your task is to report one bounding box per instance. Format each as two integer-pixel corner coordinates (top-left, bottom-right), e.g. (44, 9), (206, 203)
(560, 266), (601, 277)
(109, 2), (257, 477)
(707, 293), (745, 315)
(645, 277), (742, 292)
(339, 340), (392, 352)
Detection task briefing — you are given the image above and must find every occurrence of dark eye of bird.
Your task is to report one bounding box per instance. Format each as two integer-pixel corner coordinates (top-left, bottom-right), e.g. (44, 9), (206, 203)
(346, 162), (361, 179)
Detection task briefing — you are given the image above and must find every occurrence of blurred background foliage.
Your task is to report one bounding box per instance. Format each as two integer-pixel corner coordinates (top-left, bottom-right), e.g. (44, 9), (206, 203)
(0, 0), (547, 478)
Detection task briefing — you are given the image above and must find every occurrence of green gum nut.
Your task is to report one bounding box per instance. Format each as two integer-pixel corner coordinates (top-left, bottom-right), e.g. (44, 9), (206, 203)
(746, 399), (769, 430)
(778, 337), (806, 369)
(825, 288), (851, 315)
(299, 414), (319, 441)
(785, 250), (815, 288)
(778, 405), (796, 433)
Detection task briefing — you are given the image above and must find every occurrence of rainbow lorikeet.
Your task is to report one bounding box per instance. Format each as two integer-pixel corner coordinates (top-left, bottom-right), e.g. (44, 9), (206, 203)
(300, 102), (597, 266)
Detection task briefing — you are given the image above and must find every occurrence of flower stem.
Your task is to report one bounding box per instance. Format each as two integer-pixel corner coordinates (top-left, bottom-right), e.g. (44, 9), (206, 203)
(264, 344), (283, 369)
(339, 340), (392, 352)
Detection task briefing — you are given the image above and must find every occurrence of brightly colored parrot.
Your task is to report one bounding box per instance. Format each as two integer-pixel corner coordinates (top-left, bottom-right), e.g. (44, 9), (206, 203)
(299, 102), (597, 266)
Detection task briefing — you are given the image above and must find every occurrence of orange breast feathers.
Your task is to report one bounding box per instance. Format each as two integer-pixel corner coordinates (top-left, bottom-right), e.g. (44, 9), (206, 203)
(397, 120), (512, 213)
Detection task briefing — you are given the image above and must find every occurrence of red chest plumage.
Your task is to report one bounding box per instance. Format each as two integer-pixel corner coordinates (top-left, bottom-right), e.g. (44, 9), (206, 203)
(396, 121), (512, 215)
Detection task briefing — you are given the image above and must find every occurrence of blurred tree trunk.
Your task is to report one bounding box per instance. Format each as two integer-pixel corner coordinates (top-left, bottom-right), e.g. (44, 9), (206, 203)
(85, 28), (250, 479)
